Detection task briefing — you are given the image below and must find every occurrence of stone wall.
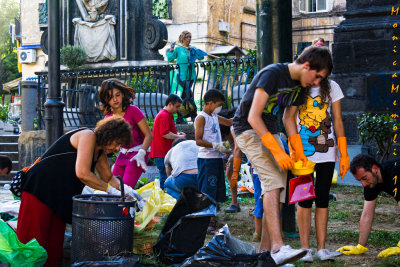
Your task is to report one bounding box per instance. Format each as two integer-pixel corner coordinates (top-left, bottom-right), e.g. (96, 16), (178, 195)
(332, 0), (398, 144)
(18, 130), (47, 168)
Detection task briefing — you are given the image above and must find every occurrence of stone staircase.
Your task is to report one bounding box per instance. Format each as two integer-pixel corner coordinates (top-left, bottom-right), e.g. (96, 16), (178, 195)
(0, 134), (19, 184)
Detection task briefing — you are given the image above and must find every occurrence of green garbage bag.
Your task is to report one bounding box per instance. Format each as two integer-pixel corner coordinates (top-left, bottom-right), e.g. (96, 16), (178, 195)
(0, 219), (47, 267)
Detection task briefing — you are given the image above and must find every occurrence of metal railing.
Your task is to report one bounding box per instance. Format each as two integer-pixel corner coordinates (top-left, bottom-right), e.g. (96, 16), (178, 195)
(36, 57), (257, 129)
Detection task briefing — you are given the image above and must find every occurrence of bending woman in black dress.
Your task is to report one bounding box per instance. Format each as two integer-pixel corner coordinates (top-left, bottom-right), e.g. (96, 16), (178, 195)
(17, 117), (134, 267)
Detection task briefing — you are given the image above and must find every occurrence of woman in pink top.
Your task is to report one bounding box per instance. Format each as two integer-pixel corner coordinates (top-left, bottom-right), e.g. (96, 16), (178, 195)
(99, 78), (153, 188)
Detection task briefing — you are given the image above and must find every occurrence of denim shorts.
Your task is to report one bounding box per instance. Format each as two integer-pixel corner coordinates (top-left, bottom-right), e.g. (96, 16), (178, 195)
(197, 158), (225, 202)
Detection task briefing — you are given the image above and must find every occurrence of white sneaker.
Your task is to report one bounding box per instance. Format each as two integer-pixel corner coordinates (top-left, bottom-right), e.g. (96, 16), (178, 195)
(315, 249), (342, 261)
(271, 245), (307, 266)
(280, 264), (295, 267)
(300, 248), (313, 262)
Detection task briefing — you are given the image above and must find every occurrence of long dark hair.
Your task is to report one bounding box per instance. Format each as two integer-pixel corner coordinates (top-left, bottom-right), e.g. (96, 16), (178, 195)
(99, 78), (136, 115)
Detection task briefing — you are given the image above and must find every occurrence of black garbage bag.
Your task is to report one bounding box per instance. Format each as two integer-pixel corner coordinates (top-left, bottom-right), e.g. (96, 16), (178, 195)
(181, 225), (277, 267)
(153, 187), (216, 265)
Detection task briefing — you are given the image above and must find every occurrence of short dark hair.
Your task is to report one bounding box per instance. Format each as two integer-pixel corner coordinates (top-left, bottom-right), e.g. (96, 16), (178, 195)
(350, 154), (379, 174)
(204, 89), (225, 104)
(94, 116), (133, 147)
(0, 155), (12, 174)
(99, 78), (135, 115)
(295, 46), (333, 76)
(165, 94), (183, 106)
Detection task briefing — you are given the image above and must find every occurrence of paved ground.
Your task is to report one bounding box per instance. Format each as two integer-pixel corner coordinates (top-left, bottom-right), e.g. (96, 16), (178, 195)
(335, 144), (362, 186)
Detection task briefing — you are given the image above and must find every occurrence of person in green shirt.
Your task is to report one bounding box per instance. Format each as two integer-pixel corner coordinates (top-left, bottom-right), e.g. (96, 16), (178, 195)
(167, 31), (207, 123)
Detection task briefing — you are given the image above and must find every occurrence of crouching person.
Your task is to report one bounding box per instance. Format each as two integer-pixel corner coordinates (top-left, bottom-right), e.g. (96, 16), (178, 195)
(164, 139), (199, 199)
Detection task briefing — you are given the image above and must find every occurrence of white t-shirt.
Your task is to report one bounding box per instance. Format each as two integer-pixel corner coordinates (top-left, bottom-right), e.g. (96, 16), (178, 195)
(195, 111), (223, 159)
(164, 140), (199, 177)
(296, 80), (344, 163)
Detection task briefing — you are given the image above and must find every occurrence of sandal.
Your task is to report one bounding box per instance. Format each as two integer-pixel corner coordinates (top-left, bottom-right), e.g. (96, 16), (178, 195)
(252, 232), (261, 242)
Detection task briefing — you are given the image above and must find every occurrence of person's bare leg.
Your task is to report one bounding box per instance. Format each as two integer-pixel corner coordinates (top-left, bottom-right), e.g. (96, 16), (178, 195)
(259, 213), (271, 252)
(297, 206), (312, 249)
(315, 207), (328, 251)
(254, 216), (262, 235)
(260, 188), (284, 253)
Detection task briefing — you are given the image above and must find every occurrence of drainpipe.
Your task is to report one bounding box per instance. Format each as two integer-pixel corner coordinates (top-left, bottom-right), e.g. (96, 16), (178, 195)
(227, 0), (234, 44)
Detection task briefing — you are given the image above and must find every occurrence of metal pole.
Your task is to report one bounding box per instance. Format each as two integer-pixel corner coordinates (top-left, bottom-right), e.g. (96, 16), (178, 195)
(45, 0), (64, 148)
(257, 0), (296, 234)
(256, 0), (273, 69)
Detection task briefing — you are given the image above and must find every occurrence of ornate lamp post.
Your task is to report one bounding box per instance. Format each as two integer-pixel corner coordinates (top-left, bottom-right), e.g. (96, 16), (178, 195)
(45, 0), (64, 148)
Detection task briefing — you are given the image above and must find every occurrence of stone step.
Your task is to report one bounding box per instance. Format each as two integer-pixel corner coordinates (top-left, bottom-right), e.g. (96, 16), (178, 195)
(0, 142), (18, 152)
(0, 134), (19, 143)
(12, 161), (19, 170)
(0, 151), (18, 161)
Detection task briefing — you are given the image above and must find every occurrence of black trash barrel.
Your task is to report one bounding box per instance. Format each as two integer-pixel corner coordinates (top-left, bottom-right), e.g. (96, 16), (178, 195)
(71, 194), (136, 263)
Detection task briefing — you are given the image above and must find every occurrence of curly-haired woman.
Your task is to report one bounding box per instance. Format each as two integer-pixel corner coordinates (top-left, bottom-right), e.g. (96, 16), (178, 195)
(99, 78), (152, 188)
(17, 117), (134, 266)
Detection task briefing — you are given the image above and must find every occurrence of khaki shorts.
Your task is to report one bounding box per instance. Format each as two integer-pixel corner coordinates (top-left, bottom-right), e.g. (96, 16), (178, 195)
(235, 129), (287, 203)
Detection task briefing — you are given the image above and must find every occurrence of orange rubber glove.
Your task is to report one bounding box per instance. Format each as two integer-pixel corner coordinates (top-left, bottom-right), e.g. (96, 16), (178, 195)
(288, 134), (308, 167)
(337, 136), (349, 179)
(231, 157), (241, 188)
(261, 132), (294, 170)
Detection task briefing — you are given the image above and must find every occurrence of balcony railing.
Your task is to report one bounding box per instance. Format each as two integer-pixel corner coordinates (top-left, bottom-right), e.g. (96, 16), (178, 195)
(35, 57), (257, 129)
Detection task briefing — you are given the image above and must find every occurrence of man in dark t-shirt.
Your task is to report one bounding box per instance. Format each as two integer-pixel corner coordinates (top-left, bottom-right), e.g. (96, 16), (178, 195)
(233, 46), (333, 265)
(337, 154), (400, 258)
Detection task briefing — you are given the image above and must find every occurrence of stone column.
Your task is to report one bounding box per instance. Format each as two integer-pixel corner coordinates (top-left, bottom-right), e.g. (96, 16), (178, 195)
(21, 80), (38, 131)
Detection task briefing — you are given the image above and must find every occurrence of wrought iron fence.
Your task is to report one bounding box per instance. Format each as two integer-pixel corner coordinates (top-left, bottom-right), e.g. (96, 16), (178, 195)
(36, 57), (257, 129)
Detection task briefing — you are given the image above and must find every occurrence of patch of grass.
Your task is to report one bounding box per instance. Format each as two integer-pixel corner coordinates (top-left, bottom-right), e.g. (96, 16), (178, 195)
(368, 231), (400, 247)
(294, 259), (347, 267)
(372, 257), (400, 267)
(329, 209), (352, 221)
(331, 184), (361, 195)
(328, 230), (359, 243)
(328, 230), (400, 248)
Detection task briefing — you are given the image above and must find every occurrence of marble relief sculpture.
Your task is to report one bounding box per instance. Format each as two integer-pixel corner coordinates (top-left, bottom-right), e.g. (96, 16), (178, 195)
(73, 0), (116, 62)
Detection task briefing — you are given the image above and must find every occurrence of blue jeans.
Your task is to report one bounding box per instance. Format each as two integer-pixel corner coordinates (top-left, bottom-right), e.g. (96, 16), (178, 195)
(252, 173), (263, 219)
(164, 173), (198, 199)
(154, 157), (167, 189)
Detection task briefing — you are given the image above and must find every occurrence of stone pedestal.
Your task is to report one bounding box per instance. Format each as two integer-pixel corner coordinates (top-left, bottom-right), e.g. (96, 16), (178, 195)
(332, 1), (399, 143)
(21, 81), (38, 131)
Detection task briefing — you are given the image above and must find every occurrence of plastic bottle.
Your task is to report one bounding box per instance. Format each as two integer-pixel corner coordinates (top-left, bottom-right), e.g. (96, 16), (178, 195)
(154, 176), (160, 188)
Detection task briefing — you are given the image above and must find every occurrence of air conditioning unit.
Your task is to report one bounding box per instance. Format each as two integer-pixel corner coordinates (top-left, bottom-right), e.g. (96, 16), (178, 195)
(19, 49), (37, 64)
(218, 20), (229, 33)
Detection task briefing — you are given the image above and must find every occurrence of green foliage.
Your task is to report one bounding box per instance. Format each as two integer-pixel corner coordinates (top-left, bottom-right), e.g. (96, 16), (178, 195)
(0, 0), (19, 47)
(0, 102), (9, 121)
(146, 117), (154, 130)
(357, 113), (399, 162)
(130, 74), (158, 93)
(60, 45), (87, 71)
(152, 0), (169, 19)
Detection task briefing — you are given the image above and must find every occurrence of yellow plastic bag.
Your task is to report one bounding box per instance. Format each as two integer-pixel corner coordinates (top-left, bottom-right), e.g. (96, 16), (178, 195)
(135, 182), (176, 232)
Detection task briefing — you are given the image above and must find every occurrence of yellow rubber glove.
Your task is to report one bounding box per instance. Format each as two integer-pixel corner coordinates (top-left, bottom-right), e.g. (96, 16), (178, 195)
(261, 132), (294, 170)
(378, 241), (400, 258)
(337, 137), (349, 179)
(288, 134), (308, 167)
(336, 244), (368, 255)
(230, 157), (241, 188)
